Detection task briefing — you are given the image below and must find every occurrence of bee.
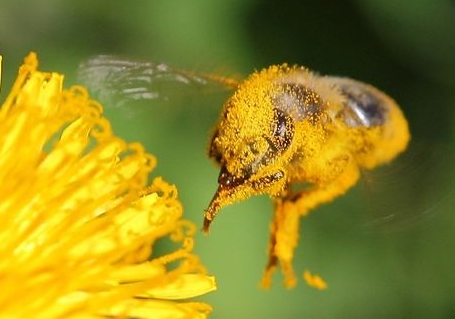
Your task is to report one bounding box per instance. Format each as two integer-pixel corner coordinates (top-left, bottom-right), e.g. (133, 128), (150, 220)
(79, 57), (410, 288)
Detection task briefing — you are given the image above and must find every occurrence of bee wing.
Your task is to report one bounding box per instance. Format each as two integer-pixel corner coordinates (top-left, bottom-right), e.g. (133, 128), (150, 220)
(77, 55), (238, 108)
(327, 76), (389, 128)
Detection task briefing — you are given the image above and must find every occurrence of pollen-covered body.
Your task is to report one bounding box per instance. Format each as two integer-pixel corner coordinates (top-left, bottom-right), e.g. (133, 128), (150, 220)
(77, 56), (410, 288)
(205, 64), (410, 287)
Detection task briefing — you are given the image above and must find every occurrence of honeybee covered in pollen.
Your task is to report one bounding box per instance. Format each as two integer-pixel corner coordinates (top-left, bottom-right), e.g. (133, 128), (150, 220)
(79, 57), (410, 288)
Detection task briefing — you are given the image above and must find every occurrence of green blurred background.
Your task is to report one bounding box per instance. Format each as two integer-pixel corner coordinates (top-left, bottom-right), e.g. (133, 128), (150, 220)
(1, 0), (455, 318)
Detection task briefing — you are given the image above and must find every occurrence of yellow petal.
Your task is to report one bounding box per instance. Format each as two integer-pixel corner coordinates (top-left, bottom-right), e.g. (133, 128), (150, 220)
(144, 274), (217, 300)
(106, 299), (212, 319)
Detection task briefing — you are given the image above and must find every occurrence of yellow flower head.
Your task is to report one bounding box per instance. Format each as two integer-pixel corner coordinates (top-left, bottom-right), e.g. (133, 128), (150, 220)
(0, 53), (215, 319)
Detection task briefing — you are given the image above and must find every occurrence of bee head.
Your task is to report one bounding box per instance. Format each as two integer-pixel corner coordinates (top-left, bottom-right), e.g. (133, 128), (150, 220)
(204, 65), (298, 231)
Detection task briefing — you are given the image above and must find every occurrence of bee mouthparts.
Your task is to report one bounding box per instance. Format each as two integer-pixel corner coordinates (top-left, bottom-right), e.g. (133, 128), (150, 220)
(203, 182), (229, 233)
(203, 200), (220, 233)
(203, 173), (241, 233)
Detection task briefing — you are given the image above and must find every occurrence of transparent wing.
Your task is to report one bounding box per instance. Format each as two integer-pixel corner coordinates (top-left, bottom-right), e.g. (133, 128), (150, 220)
(77, 55), (239, 108)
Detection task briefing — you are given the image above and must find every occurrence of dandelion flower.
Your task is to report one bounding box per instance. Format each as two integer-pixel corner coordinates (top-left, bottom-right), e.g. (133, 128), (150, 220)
(0, 53), (216, 319)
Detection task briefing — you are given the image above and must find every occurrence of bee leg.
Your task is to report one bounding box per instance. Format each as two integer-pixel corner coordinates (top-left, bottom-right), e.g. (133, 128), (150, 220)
(261, 157), (361, 288)
(261, 197), (301, 289)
